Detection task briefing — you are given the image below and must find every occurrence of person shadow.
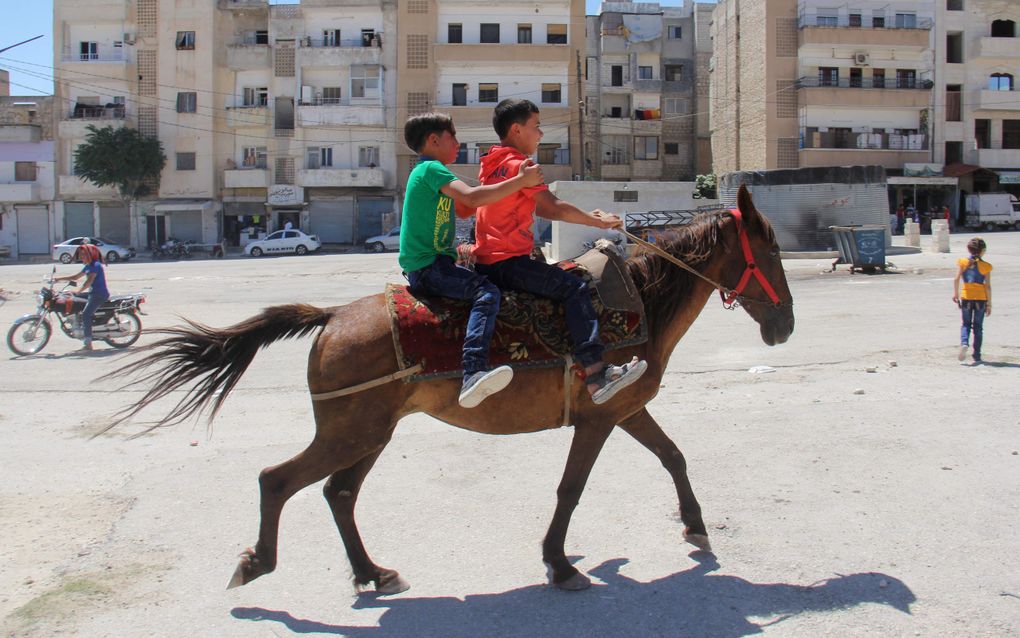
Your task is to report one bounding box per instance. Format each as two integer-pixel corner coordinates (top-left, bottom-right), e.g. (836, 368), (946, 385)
(230, 553), (914, 638)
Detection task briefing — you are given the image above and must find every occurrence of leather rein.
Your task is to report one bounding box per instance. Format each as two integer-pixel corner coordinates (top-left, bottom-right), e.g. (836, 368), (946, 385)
(622, 208), (790, 310)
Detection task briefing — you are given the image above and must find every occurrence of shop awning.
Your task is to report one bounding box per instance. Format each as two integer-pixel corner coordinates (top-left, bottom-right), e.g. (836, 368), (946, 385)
(153, 199), (214, 212)
(995, 171), (1020, 185)
(887, 176), (958, 186)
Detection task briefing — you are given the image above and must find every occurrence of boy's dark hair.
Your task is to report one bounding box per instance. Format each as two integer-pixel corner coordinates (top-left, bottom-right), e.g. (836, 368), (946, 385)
(404, 113), (455, 153)
(493, 98), (539, 140)
(967, 237), (987, 258)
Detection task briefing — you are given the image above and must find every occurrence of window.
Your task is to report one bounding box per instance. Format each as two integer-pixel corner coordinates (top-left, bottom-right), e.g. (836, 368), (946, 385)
(946, 85), (962, 122)
(321, 87), (342, 104)
(1003, 120), (1020, 149)
(547, 24), (567, 44)
(945, 141), (963, 164)
(541, 83), (561, 103)
(14, 161), (35, 182)
(454, 143), (468, 164)
(873, 16), (885, 28)
(947, 32), (963, 63)
(611, 65), (623, 86)
(850, 68), (862, 87)
(176, 92), (197, 113)
(849, 14), (862, 27)
(318, 147), (333, 167)
(664, 98), (688, 115)
(638, 66), (653, 80)
(478, 83), (498, 103)
(664, 143), (679, 155)
(975, 119), (991, 149)
(242, 146), (267, 169)
(448, 24), (462, 43)
(452, 83), (467, 106)
(818, 67), (839, 87)
(537, 144), (559, 164)
(634, 136), (658, 160)
(176, 152), (196, 170)
(518, 24), (532, 44)
(351, 65), (380, 99)
(896, 69), (917, 89)
(243, 87), (268, 107)
(947, 0), (963, 10)
(991, 20), (1016, 38)
(872, 68), (886, 88)
(614, 190), (638, 202)
(668, 25), (682, 39)
(79, 41), (98, 60)
(252, 30), (269, 45)
(604, 136), (628, 164)
(664, 64), (683, 82)
(175, 31), (195, 50)
(816, 14), (837, 27)
(989, 73), (1014, 91)
(480, 24), (500, 44)
(361, 29), (376, 47)
(306, 147), (320, 169)
(359, 146), (380, 167)
(895, 13), (916, 29)
(322, 29), (340, 47)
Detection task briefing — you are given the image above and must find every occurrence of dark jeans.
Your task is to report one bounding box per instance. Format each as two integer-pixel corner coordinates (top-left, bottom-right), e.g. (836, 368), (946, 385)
(476, 255), (604, 368)
(82, 292), (109, 344)
(407, 255), (500, 377)
(960, 300), (986, 359)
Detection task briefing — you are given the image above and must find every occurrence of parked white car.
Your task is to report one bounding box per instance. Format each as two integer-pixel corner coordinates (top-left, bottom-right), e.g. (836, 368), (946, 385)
(52, 237), (136, 264)
(244, 230), (321, 257)
(364, 227), (400, 253)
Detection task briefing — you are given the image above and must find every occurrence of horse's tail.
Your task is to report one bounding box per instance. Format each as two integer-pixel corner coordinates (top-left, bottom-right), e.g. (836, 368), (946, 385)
(101, 304), (331, 435)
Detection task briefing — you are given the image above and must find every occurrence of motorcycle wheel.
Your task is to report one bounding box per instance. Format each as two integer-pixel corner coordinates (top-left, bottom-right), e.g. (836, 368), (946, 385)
(7, 316), (52, 356)
(104, 312), (142, 348)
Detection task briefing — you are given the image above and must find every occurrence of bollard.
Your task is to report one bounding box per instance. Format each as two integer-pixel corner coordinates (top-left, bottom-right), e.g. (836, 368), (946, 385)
(904, 219), (921, 248)
(929, 220), (950, 253)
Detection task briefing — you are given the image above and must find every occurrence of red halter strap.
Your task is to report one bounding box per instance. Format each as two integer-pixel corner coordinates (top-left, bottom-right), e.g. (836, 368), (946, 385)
(720, 209), (783, 309)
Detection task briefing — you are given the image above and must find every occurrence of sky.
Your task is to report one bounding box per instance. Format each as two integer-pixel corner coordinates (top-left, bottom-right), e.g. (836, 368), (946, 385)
(0, 0), (696, 97)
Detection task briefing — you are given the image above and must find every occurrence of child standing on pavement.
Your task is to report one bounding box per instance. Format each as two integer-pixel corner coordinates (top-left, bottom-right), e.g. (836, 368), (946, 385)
(472, 98), (647, 404)
(399, 112), (544, 408)
(953, 237), (992, 364)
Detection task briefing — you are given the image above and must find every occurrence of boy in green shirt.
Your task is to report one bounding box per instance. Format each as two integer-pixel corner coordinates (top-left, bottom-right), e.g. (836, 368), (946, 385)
(399, 113), (544, 407)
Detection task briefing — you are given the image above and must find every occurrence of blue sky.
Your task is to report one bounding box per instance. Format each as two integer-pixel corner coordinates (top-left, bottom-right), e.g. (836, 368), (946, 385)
(0, 0), (694, 96)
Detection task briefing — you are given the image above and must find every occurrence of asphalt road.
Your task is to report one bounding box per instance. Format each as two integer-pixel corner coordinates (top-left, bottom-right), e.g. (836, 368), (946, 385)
(1, 232), (1018, 637)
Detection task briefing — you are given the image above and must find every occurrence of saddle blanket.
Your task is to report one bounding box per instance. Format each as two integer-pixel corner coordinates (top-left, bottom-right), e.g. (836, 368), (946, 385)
(385, 262), (646, 380)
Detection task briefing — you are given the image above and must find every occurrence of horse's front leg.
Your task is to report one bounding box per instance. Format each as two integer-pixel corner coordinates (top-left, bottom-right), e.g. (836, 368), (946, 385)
(618, 408), (711, 551)
(542, 421), (615, 591)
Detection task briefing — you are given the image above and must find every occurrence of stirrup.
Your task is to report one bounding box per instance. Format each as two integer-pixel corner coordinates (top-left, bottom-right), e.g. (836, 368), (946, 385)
(588, 358), (647, 405)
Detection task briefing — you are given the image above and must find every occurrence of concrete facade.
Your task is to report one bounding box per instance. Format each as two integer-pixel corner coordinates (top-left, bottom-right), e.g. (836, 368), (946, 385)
(0, 96), (57, 259)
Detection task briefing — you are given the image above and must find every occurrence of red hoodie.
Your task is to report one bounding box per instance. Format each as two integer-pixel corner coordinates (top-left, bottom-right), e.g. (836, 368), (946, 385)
(472, 145), (549, 265)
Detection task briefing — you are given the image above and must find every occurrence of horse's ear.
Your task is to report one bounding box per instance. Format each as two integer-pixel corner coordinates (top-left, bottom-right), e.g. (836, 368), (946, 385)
(736, 184), (763, 229)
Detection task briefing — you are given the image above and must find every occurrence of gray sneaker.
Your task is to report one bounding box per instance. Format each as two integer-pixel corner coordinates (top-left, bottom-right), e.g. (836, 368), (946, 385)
(958, 344), (968, 361)
(459, 366), (514, 408)
(589, 358), (648, 405)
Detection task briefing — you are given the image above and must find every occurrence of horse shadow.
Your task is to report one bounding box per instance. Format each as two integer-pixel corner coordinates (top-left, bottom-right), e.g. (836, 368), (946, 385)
(231, 554), (914, 638)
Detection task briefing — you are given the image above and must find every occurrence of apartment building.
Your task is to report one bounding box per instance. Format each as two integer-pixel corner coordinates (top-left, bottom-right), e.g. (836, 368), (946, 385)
(0, 96), (56, 258)
(396, 0), (585, 189)
(585, 1), (712, 182)
(710, 0), (937, 175)
(933, 0), (1020, 201)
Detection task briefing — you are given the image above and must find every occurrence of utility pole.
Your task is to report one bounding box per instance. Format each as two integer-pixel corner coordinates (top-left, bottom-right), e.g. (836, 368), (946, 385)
(0, 35), (44, 56)
(576, 50), (586, 181)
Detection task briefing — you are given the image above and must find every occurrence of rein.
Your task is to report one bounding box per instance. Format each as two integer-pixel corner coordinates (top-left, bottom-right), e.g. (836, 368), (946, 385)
(622, 209), (788, 310)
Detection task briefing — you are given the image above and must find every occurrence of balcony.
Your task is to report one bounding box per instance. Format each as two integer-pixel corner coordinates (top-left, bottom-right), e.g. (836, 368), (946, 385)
(797, 77), (932, 109)
(227, 44), (271, 69)
(974, 90), (1020, 112)
(0, 182), (41, 202)
(59, 175), (119, 198)
(633, 79), (662, 92)
(225, 106), (271, 128)
(217, 0), (269, 9)
(296, 167), (385, 188)
(434, 43), (570, 65)
(0, 125), (41, 143)
(298, 37), (382, 67)
(224, 168), (270, 188)
(297, 103), (385, 127)
(972, 37), (1020, 60)
(801, 129), (928, 152)
(60, 50), (131, 64)
(975, 148), (1020, 169)
(59, 106), (128, 138)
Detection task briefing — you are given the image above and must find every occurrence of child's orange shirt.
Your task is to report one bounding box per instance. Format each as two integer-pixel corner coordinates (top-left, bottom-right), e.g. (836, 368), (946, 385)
(472, 145), (549, 265)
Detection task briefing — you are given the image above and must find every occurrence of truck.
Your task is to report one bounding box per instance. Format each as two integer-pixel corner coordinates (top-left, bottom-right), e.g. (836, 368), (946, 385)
(965, 192), (1020, 231)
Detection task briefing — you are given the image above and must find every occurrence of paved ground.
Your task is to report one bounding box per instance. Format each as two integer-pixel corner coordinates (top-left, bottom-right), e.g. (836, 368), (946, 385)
(0, 231), (1018, 637)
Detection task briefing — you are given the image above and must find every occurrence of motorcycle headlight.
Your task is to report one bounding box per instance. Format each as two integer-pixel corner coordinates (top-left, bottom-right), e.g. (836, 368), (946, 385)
(36, 293), (44, 305)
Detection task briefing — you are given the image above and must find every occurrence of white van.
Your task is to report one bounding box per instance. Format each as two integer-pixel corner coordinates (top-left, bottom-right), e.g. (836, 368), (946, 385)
(965, 193), (1020, 231)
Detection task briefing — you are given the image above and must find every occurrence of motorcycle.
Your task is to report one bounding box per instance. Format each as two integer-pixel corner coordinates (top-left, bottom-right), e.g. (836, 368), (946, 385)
(152, 237), (193, 260)
(6, 270), (146, 356)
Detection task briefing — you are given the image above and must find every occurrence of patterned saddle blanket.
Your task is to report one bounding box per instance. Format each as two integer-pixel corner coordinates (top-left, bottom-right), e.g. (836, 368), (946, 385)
(385, 246), (646, 380)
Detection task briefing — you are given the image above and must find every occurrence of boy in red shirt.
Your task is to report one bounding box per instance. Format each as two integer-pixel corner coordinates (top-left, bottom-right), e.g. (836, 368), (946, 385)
(472, 98), (646, 404)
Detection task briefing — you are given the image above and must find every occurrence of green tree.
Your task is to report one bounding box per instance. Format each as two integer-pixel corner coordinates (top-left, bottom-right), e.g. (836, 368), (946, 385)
(73, 125), (166, 201)
(692, 173), (717, 199)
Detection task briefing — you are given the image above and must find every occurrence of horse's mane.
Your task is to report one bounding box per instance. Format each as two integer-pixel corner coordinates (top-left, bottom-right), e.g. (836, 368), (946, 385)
(626, 210), (728, 333)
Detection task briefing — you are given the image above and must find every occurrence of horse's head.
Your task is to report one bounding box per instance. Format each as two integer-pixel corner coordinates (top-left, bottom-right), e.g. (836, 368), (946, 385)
(717, 185), (795, 346)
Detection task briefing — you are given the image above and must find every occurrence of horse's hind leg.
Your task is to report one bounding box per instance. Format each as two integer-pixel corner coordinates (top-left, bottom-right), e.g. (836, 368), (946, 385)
(227, 441), (343, 589)
(542, 422), (614, 591)
(323, 447), (409, 595)
(618, 408), (711, 551)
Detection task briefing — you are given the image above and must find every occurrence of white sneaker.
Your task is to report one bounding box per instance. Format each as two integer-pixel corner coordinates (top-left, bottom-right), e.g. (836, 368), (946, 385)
(957, 345), (968, 362)
(459, 366), (514, 408)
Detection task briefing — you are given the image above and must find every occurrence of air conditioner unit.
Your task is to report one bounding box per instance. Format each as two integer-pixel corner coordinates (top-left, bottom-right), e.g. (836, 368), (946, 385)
(123, 32), (135, 45)
(853, 52), (870, 66)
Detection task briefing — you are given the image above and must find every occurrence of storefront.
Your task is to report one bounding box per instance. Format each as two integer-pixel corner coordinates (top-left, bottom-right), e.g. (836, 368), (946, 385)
(151, 199), (216, 244)
(222, 200), (266, 247)
(266, 184), (307, 238)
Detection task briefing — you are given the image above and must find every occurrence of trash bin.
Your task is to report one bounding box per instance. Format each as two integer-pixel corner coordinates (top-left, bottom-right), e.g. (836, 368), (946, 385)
(830, 225), (887, 273)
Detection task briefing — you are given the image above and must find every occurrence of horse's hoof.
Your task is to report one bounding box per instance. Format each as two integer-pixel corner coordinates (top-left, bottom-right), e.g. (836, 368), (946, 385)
(375, 570), (410, 595)
(556, 572), (592, 591)
(226, 547), (270, 589)
(684, 532), (712, 553)
(226, 562), (247, 589)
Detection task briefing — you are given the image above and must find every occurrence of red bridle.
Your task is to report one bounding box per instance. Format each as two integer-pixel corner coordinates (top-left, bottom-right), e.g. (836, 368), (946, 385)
(719, 209), (784, 309)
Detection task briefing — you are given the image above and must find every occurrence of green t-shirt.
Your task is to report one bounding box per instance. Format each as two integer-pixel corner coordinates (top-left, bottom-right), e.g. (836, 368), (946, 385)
(399, 159), (459, 272)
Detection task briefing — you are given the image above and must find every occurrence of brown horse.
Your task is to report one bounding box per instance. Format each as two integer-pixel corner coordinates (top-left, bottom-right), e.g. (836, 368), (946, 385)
(110, 185), (794, 593)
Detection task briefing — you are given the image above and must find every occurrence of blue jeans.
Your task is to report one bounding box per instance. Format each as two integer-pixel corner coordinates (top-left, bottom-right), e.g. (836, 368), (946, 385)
(960, 300), (986, 360)
(407, 255), (500, 377)
(82, 292), (109, 344)
(476, 256), (604, 368)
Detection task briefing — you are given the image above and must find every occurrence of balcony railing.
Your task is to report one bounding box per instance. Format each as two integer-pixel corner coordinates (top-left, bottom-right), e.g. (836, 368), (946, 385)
(60, 51), (129, 63)
(300, 34), (382, 48)
(67, 105), (126, 120)
(452, 148), (570, 165)
(797, 76), (932, 90)
(798, 16), (933, 30)
(801, 129), (928, 151)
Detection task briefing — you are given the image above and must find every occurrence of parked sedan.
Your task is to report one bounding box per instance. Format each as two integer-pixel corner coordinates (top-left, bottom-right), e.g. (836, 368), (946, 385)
(244, 229), (322, 257)
(364, 227), (400, 253)
(52, 237), (136, 263)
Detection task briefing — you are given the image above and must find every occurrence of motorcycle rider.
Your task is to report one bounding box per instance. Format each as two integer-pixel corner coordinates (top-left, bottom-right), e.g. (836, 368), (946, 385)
(53, 243), (109, 351)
